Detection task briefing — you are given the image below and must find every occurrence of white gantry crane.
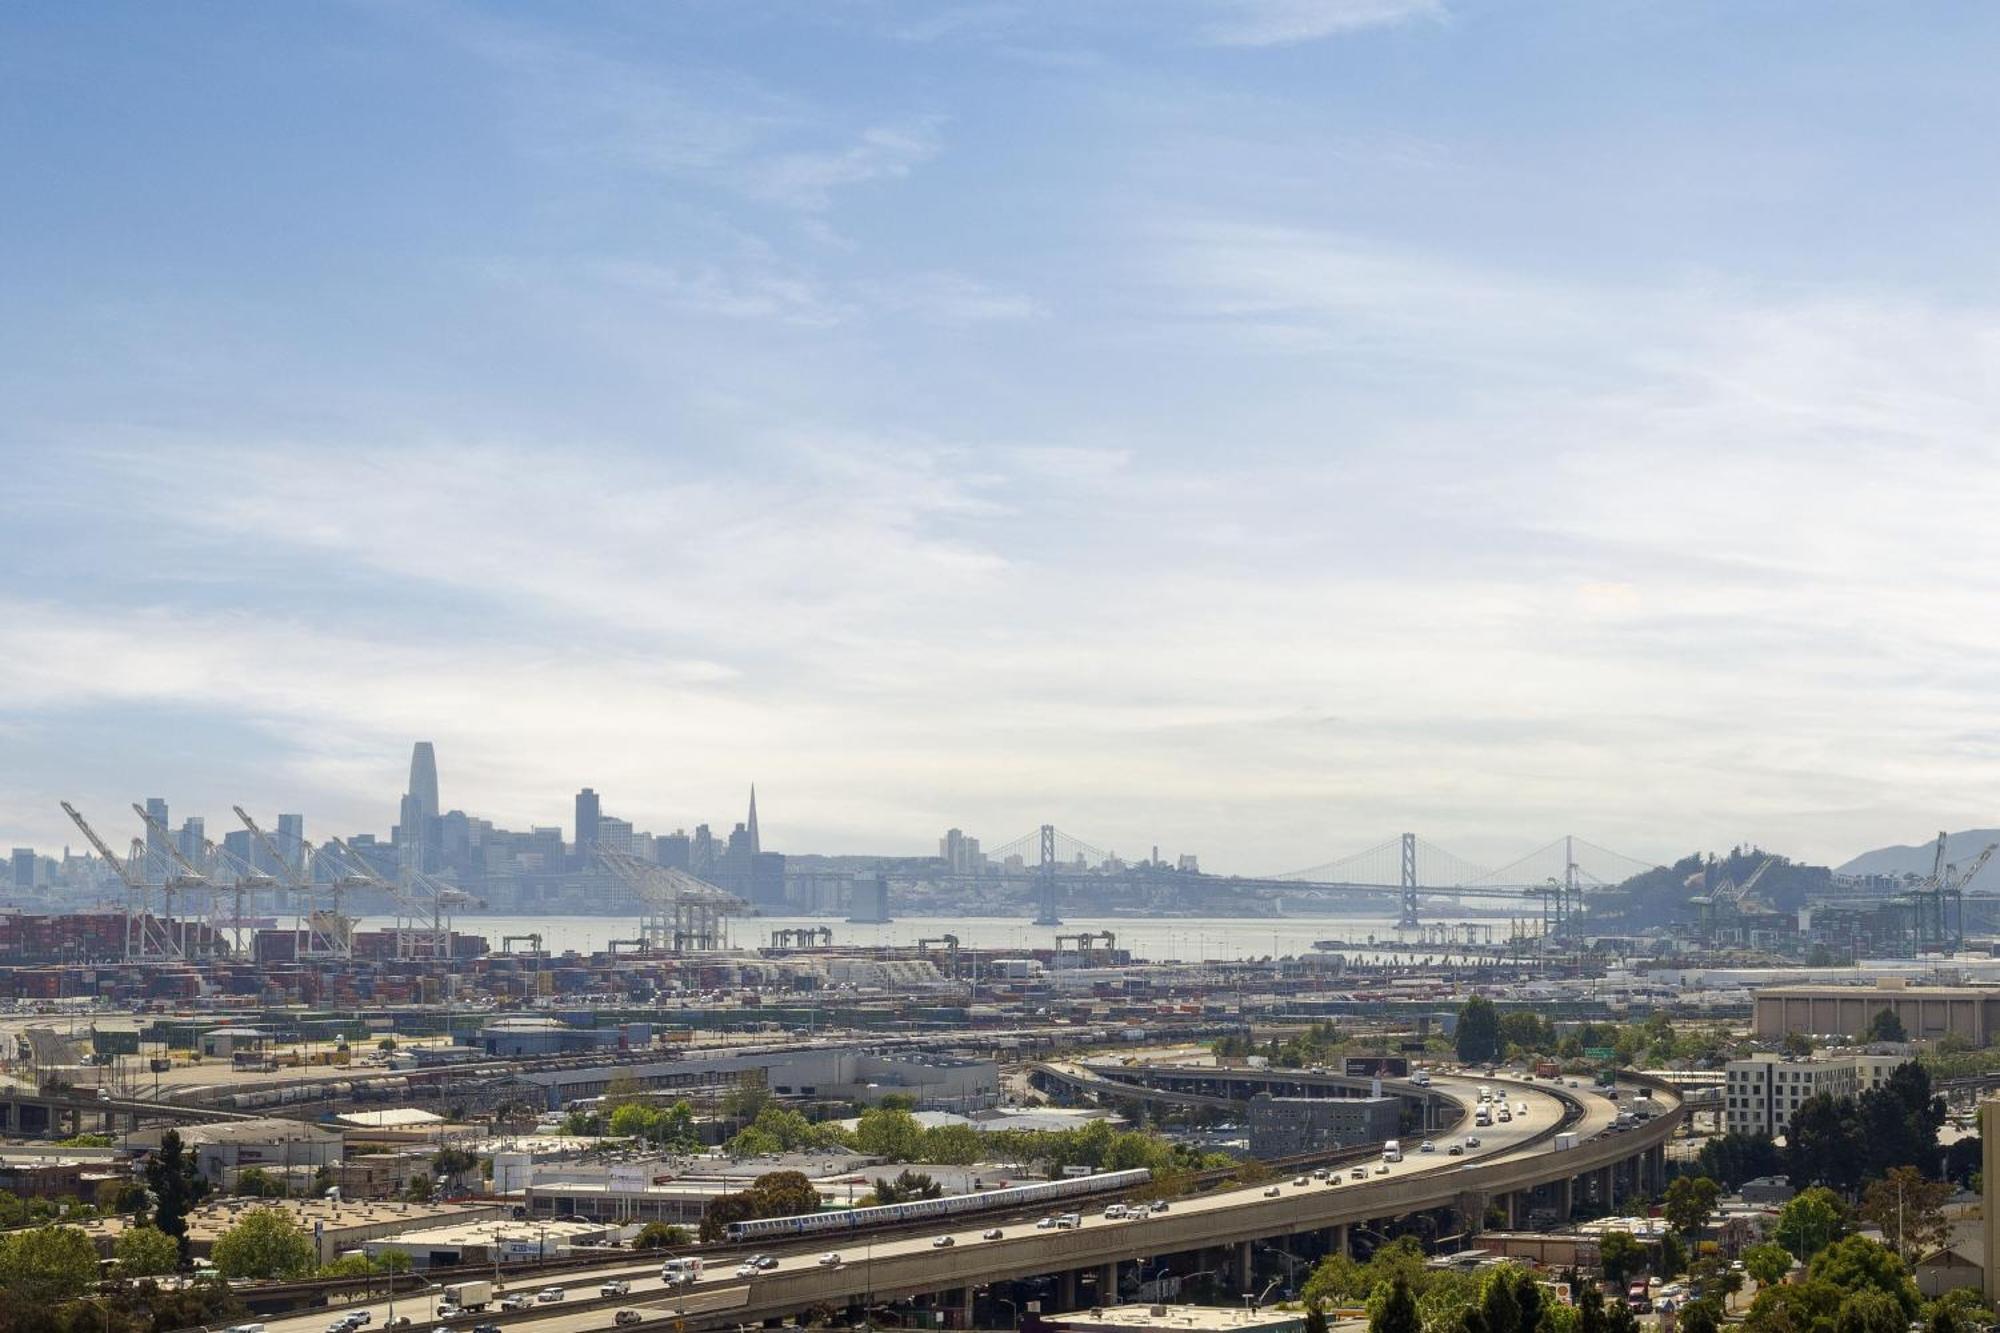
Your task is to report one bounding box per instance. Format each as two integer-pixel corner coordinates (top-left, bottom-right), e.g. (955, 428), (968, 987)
(235, 806), (354, 961)
(594, 849), (746, 953)
(130, 803), (237, 959)
(324, 836), (472, 960)
(60, 801), (183, 962)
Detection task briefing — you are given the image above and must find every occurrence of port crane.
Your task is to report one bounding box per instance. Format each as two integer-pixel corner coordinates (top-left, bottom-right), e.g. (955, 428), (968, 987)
(916, 933), (961, 978)
(236, 806), (354, 961)
(130, 803), (240, 958)
(594, 849), (746, 953)
(59, 801), (183, 963)
(324, 836), (469, 960)
(1905, 833), (1998, 953)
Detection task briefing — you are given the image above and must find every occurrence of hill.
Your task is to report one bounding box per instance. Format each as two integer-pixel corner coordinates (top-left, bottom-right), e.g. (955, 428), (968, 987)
(1592, 847), (1830, 930)
(1836, 829), (2000, 891)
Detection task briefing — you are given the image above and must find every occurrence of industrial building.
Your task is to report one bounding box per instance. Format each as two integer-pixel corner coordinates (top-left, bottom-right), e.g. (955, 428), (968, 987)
(1754, 980), (2000, 1046)
(1245, 1092), (1400, 1158)
(128, 1118), (345, 1190)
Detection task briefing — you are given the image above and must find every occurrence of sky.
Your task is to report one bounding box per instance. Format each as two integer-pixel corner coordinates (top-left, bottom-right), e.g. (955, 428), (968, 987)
(5, 1), (2000, 877)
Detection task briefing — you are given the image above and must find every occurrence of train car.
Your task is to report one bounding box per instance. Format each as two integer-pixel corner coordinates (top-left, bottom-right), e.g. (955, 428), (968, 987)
(725, 1168), (1154, 1242)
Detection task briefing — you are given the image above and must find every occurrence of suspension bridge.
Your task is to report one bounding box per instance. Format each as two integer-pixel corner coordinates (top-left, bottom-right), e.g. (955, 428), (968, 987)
(971, 826), (1661, 932)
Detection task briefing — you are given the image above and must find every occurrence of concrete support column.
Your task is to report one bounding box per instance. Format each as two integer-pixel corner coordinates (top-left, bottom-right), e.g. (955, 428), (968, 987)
(1100, 1263), (1119, 1304)
(957, 1286), (975, 1329)
(1558, 1176), (1574, 1220)
(1332, 1223), (1350, 1257)
(1235, 1240), (1254, 1292)
(1058, 1270), (1078, 1311)
(1504, 1192), (1520, 1230)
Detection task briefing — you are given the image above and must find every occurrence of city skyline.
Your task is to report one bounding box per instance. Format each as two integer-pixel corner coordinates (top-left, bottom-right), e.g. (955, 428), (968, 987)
(8, 5), (2000, 870)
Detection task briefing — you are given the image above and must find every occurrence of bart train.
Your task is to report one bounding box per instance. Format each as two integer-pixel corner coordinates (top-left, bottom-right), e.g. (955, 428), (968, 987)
(724, 1168), (1155, 1242)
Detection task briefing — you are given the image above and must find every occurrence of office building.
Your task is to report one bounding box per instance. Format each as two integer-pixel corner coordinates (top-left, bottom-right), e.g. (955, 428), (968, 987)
(407, 742), (439, 825)
(655, 829), (691, 870)
(1246, 1092), (1401, 1157)
(1724, 1053), (1860, 1135)
(10, 850), (35, 892)
(175, 818), (205, 869)
(939, 828), (983, 874)
(573, 788), (600, 869)
(143, 797), (169, 884)
(276, 814), (304, 875)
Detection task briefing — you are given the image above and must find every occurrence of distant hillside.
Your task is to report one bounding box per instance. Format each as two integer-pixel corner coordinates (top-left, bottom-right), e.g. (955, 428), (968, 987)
(1836, 829), (2000, 890)
(1590, 847), (1830, 929)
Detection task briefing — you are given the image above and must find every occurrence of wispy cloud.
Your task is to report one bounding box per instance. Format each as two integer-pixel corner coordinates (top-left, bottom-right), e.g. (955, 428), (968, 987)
(1195, 0), (1446, 47)
(742, 121), (944, 212)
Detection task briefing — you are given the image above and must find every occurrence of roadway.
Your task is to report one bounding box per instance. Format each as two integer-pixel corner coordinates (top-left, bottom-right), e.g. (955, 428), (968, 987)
(243, 1072), (1672, 1333)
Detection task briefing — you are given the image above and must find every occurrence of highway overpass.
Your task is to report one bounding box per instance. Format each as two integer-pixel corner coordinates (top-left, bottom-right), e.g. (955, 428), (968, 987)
(238, 1071), (1678, 1333)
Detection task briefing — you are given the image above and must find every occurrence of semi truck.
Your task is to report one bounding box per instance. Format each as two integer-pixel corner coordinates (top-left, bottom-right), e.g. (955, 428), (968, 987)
(443, 1282), (492, 1312)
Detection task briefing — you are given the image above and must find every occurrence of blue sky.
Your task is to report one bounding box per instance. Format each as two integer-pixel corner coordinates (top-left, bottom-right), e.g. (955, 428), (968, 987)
(6, 1), (2000, 874)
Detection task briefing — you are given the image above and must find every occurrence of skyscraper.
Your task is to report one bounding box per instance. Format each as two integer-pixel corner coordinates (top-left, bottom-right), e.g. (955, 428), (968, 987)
(276, 814), (304, 877)
(144, 797), (169, 884)
(407, 743), (440, 825)
(746, 785), (760, 855)
(574, 788), (601, 869)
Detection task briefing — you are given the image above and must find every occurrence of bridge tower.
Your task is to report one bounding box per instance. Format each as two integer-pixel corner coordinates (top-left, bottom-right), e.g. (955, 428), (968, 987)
(1033, 824), (1063, 926)
(1561, 834), (1579, 937)
(1399, 832), (1420, 928)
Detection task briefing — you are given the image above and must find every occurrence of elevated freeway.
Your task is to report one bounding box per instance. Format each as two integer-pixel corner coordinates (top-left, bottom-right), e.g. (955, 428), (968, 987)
(240, 1073), (1677, 1333)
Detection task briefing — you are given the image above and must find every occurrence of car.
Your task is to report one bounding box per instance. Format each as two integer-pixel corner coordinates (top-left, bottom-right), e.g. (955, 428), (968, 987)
(755, 1255), (779, 1270)
(431, 1326), (453, 1333)
(1375, 1164), (1390, 1175)
(353, 1315), (374, 1327)
(386, 1320), (408, 1330)
(327, 1321), (354, 1333)
(616, 1313), (644, 1327)
(1150, 1200), (1170, 1213)
(1263, 1186), (1282, 1197)
(1465, 1135), (1482, 1147)
(472, 1325), (500, 1333)
(817, 1253), (843, 1267)
(1036, 1216), (1057, 1229)
(1323, 1175), (1340, 1187)
(1448, 1144), (1464, 1156)
(983, 1228), (1005, 1239)
(601, 1282), (631, 1298)
(932, 1235), (956, 1248)
(499, 1297), (532, 1312)
(735, 1263), (759, 1278)
(536, 1288), (567, 1303)
(1312, 1168), (1329, 1180)
(1350, 1168), (1366, 1179)
(1420, 1141), (1436, 1153)
(1293, 1176), (1309, 1186)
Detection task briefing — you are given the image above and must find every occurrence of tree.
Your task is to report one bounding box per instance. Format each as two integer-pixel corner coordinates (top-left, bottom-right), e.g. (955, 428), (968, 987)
(1663, 1176), (1722, 1238)
(1835, 1288), (1908, 1333)
(1783, 1031), (1815, 1057)
(234, 1166), (286, 1198)
(1786, 1095), (1864, 1193)
(144, 1128), (210, 1268)
(633, 1222), (689, 1250)
(1457, 998), (1502, 1065)
(1859, 1167), (1951, 1264)
(1574, 1276), (1606, 1333)
(1696, 1132), (1784, 1192)
(1479, 1266), (1521, 1333)
(1304, 1306), (1330, 1333)
(1744, 1242), (1794, 1287)
(854, 1106), (926, 1161)
(1511, 1267), (1543, 1333)
(211, 1208), (316, 1279)
(1678, 1300), (1722, 1333)
(115, 1224), (181, 1278)
(1372, 1275), (1421, 1333)
(1659, 1231), (1688, 1279)
(1777, 1187), (1853, 1262)
(404, 1173), (433, 1202)
(1809, 1236), (1919, 1318)
(1866, 1009), (1907, 1043)
(0, 1224), (101, 1303)
(1942, 1136), (1981, 1187)
(870, 1170), (944, 1205)
(1598, 1231), (1644, 1286)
